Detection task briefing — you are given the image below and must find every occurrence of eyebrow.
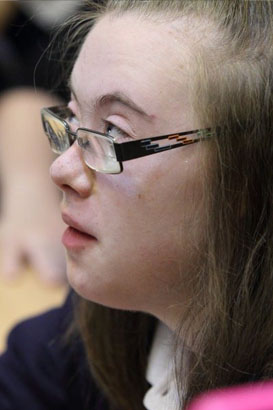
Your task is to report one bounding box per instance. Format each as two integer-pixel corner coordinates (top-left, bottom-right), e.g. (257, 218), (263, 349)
(97, 92), (150, 117)
(68, 77), (150, 118)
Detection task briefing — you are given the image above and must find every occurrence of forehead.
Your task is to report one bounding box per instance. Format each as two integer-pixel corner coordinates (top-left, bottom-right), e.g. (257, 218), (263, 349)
(71, 13), (192, 111)
(82, 13), (181, 61)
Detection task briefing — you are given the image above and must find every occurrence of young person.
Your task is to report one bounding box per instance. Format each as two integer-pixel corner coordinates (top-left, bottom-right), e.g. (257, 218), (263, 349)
(1, 1), (273, 409)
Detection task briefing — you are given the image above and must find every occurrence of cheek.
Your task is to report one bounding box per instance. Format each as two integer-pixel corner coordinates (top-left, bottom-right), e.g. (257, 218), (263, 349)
(99, 150), (206, 261)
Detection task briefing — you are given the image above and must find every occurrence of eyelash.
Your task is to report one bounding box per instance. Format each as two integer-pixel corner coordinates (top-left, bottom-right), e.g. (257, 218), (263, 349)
(67, 111), (132, 142)
(104, 121), (132, 142)
(67, 112), (79, 132)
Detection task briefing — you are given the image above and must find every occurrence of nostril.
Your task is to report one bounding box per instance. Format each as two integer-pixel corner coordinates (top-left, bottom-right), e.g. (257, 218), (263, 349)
(61, 184), (75, 194)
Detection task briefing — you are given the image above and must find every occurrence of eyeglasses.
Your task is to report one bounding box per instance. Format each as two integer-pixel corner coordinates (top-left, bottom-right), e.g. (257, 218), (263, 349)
(41, 105), (214, 174)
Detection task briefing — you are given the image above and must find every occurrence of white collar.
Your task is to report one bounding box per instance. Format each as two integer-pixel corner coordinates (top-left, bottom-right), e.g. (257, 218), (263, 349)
(143, 322), (180, 410)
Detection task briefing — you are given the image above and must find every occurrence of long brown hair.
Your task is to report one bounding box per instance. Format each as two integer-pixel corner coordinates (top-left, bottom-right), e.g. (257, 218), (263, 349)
(62, 1), (273, 409)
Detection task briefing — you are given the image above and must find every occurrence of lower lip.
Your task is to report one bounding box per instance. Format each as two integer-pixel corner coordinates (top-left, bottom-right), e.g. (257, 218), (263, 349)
(62, 227), (96, 249)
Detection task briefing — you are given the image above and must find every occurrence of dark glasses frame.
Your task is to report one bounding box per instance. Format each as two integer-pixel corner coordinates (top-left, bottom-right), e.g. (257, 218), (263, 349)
(41, 105), (215, 173)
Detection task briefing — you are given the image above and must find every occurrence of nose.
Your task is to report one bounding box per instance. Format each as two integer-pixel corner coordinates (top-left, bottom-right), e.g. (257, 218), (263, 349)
(50, 142), (95, 198)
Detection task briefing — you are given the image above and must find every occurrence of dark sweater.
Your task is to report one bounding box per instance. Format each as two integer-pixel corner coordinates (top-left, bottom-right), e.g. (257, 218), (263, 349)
(0, 293), (108, 410)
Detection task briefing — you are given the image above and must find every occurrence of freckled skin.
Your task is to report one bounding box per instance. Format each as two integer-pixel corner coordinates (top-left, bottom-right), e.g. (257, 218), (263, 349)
(50, 14), (207, 330)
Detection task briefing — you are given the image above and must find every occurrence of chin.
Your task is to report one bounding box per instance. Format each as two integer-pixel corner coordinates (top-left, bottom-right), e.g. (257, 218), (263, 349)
(66, 262), (95, 300)
(66, 265), (141, 311)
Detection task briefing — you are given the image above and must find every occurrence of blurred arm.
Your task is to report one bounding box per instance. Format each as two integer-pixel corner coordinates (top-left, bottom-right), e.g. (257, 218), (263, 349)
(0, 88), (66, 284)
(187, 382), (273, 410)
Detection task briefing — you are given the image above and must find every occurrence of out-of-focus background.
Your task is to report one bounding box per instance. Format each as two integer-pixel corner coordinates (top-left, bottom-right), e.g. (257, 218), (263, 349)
(0, 0), (84, 352)
(0, 263), (67, 352)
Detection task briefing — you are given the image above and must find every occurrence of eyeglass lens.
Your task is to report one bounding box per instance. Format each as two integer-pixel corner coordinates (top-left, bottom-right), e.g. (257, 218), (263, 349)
(42, 110), (70, 154)
(77, 129), (121, 173)
(42, 110), (121, 173)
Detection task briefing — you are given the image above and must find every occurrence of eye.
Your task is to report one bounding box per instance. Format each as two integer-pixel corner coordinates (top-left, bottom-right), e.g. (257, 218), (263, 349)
(105, 122), (132, 142)
(66, 111), (80, 132)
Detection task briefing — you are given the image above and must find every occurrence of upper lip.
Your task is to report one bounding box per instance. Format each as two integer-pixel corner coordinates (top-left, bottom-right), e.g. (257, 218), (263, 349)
(62, 213), (95, 237)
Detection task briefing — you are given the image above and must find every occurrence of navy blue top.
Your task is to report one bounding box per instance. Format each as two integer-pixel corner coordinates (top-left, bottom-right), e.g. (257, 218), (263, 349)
(0, 293), (108, 410)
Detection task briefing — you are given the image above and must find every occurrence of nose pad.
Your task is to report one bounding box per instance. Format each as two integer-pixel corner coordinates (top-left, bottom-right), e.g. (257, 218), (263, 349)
(50, 142), (95, 198)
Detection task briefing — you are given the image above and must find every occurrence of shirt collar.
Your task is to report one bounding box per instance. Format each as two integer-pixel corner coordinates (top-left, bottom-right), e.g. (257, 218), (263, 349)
(143, 322), (180, 410)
